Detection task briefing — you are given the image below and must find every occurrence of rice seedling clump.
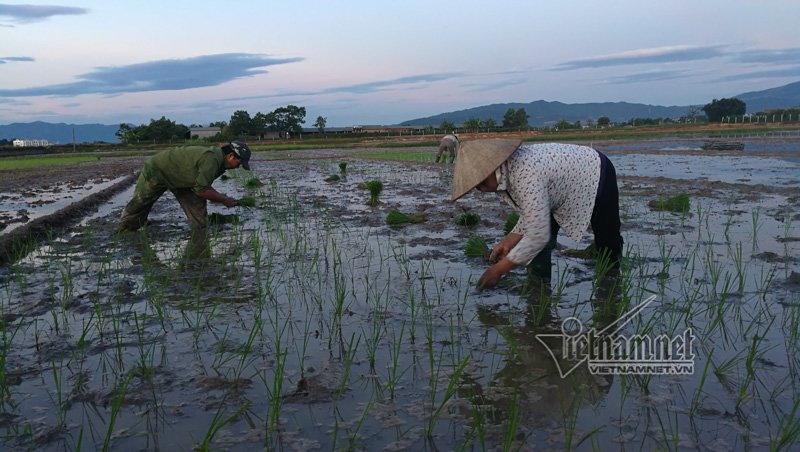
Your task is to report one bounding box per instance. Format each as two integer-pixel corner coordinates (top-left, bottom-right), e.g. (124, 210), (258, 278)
(245, 177), (264, 188)
(386, 210), (425, 226)
(365, 179), (384, 206)
(464, 236), (489, 259)
(238, 196), (257, 207)
(648, 193), (690, 213)
(455, 212), (481, 228)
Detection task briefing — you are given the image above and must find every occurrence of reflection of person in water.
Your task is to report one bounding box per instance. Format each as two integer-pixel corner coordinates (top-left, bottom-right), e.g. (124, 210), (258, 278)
(459, 271), (624, 431)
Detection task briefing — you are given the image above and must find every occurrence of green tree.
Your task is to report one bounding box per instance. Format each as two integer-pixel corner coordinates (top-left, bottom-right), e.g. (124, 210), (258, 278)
(272, 105), (307, 136)
(597, 116), (611, 127)
(115, 123), (135, 143)
(439, 120), (455, 133)
(251, 112), (270, 138)
(502, 108), (529, 129)
(314, 115), (327, 133)
(513, 108), (529, 129)
(229, 110), (252, 136)
(463, 117), (481, 132)
(209, 120), (227, 129)
(137, 116), (189, 142)
(481, 118), (497, 131)
(702, 98), (746, 122)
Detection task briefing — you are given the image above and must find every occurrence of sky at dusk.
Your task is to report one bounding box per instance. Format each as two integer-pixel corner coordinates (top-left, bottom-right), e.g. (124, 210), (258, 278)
(2, 1), (799, 127)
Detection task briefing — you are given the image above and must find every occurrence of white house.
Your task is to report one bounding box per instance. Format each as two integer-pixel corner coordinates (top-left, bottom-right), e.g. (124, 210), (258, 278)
(12, 139), (50, 147)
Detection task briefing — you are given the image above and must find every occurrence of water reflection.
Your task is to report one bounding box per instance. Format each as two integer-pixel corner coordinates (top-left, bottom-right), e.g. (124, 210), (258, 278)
(463, 260), (626, 432)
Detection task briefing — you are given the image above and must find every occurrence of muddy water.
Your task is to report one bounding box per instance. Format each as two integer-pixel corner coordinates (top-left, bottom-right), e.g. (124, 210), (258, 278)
(0, 148), (799, 450)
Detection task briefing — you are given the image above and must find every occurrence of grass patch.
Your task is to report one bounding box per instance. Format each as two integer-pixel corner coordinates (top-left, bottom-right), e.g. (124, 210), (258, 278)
(0, 155), (102, 170)
(648, 193), (690, 213)
(352, 150), (436, 162)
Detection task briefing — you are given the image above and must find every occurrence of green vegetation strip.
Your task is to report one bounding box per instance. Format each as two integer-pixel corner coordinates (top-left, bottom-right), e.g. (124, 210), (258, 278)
(0, 155), (100, 170)
(352, 150), (436, 162)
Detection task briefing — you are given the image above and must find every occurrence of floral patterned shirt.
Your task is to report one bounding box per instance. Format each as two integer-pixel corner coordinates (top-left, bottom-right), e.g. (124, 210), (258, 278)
(495, 143), (601, 265)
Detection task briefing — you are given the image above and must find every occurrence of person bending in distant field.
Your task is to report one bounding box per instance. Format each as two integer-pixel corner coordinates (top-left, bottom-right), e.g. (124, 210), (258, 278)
(118, 141), (252, 249)
(436, 134), (459, 163)
(450, 139), (623, 290)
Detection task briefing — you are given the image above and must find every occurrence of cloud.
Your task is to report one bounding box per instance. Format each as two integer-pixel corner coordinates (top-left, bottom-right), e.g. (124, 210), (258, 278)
(318, 72), (464, 95)
(0, 53), (304, 97)
(0, 3), (88, 23)
(733, 48), (800, 65)
(604, 69), (694, 84)
(554, 45), (727, 70)
(714, 66), (800, 82)
(222, 72), (465, 102)
(0, 55), (34, 64)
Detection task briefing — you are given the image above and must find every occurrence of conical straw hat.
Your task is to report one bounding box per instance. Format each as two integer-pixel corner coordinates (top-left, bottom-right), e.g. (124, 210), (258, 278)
(451, 139), (522, 201)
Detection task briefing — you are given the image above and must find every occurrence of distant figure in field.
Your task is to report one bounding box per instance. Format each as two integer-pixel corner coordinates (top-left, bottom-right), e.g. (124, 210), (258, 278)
(436, 134), (459, 163)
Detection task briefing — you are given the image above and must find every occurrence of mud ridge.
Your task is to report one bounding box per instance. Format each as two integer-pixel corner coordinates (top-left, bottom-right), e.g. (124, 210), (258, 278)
(0, 174), (137, 265)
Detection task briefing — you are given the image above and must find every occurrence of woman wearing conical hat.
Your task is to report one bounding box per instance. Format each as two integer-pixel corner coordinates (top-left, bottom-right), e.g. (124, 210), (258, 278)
(451, 139), (623, 290)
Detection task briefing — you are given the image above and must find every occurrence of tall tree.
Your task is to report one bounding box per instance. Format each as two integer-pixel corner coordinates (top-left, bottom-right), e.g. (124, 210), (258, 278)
(463, 117), (481, 132)
(702, 98), (746, 122)
(502, 107), (529, 129)
(272, 105), (307, 135)
(229, 110), (252, 136)
(481, 118), (497, 131)
(314, 116), (327, 133)
(251, 112), (270, 138)
(439, 120), (455, 133)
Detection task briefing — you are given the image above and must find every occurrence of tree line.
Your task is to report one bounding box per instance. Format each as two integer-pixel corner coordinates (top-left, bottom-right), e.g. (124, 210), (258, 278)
(114, 97), (799, 144)
(115, 105), (310, 144)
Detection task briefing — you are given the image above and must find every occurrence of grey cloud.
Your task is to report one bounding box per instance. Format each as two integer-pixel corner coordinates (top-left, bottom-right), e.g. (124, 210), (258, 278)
(0, 53), (304, 97)
(604, 70), (693, 84)
(714, 66), (800, 82)
(0, 3), (88, 23)
(734, 48), (800, 65)
(0, 56), (34, 64)
(319, 73), (464, 94)
(223, 72), (464, 102)
(554, 45), (727, 70)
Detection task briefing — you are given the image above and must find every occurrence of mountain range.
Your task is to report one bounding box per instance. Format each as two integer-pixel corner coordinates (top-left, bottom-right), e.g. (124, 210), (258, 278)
(2, 81), (798, 144)
(401, 81), (800, 127)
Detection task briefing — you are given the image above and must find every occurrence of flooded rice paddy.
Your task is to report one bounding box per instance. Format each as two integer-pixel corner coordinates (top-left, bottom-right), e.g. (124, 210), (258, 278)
(0, 143), (799, 450)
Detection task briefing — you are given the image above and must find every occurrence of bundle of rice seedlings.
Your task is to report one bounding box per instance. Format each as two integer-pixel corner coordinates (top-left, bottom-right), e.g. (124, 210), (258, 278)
(339, 162), (347, 172)
(503, 212), (520, 234)
(238, 196), (257, 208)
(648, 193), (690, 213)
(366, 179), (384, 206)
(324, 174), (340, 183)
(386, 210), (425, 226)
(245, 177), (264, 188)
(208, 213), (241, 225)
(456, 212), (481, 227)
(464, 236), (489, 259)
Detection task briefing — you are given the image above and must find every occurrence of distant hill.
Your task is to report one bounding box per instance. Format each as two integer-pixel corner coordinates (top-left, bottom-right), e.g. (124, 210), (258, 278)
(400, 80), (800, 127)
(401, 101), (692, 127)
(735, 81), (800, 113)
(0, 121), (119, 144)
